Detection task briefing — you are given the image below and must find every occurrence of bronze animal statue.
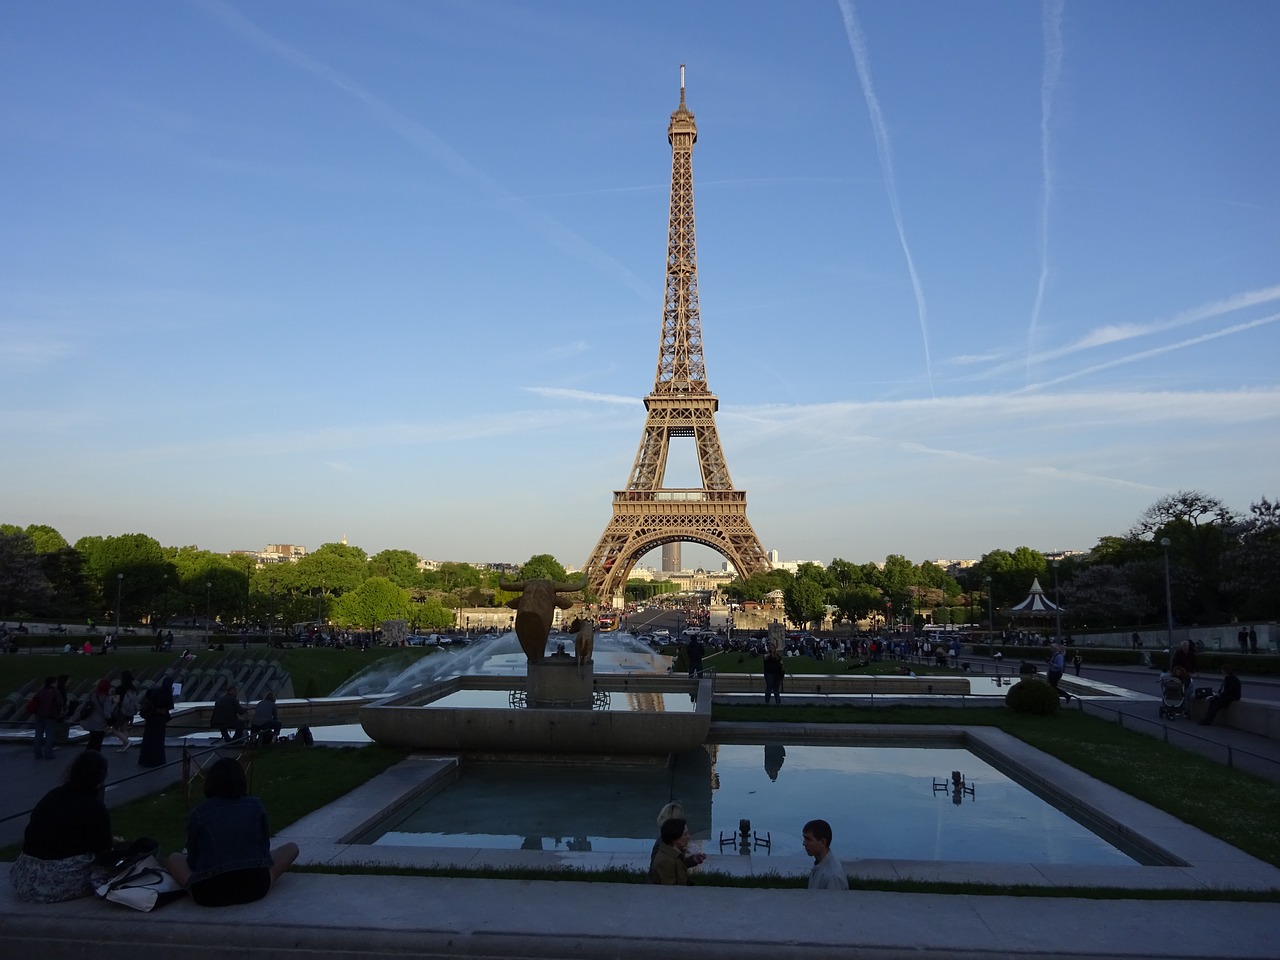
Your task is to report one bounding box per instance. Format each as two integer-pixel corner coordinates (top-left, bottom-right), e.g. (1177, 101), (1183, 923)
(567, 617), (595, 676)
(499, 576), (588, 663)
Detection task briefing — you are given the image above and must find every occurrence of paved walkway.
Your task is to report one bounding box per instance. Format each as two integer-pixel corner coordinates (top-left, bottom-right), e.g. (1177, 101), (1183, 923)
(3, 692), (1280, 959)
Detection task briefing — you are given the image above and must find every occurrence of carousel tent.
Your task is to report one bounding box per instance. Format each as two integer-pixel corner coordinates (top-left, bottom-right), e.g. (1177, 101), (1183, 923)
(1007, 577), (1062, 615)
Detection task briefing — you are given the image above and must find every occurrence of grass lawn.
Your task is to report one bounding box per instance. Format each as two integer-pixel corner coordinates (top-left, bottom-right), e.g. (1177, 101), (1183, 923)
(0, 744), (409, 861)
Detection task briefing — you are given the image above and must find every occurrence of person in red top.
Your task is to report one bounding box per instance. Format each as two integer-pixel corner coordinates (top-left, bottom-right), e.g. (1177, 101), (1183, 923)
(30, 676), (65, 760)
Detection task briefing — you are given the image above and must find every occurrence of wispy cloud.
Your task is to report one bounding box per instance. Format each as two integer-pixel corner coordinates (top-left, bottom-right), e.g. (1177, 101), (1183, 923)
(1025, 0), (1065, 381)
(1018, 312), (1280, 392)
(964, 283), (1280, 382)
(534, 340), (592, 363)
(836, 0), (934, 397)
(524, 386), (642, 407)
(196, 0), (652, 300)
(121, 409), (600, 463)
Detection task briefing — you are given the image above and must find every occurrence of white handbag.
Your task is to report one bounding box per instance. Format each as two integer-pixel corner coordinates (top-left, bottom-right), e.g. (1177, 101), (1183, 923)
(95, 854), (186, 911)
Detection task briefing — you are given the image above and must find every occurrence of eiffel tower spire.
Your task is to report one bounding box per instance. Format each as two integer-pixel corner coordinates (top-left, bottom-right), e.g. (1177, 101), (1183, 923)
(584, 69), (770, 602)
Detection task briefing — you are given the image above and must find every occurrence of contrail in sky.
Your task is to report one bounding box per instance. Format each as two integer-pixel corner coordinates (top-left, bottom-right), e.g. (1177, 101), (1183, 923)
(196, 0), (652, 300)
(1026, 0), (1065, 382)
(1017, 312), (1280, 392)
(836, 0), (935, 397)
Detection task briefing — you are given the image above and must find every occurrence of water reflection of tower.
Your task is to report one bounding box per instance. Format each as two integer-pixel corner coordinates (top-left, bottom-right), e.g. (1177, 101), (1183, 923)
(624, 691), (665, 712)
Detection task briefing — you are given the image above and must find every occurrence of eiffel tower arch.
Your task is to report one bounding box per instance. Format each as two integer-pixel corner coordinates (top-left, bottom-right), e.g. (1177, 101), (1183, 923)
(584, 68), (770, 603)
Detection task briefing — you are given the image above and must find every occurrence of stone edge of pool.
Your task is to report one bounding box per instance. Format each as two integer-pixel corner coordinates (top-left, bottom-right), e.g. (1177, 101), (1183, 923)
(273, 722), (1280, 892)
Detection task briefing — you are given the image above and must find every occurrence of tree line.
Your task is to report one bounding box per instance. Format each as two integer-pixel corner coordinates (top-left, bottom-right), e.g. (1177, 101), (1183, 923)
(2, 490), (1275, 634)
(723, 491), (1278, 632)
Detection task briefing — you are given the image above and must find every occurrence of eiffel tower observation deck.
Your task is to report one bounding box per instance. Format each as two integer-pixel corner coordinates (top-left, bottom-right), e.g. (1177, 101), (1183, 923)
(584, 68), (770, 603)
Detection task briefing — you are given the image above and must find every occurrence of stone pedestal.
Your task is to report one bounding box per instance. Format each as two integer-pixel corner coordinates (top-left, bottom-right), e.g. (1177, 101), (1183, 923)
(526, 655), (594, 708)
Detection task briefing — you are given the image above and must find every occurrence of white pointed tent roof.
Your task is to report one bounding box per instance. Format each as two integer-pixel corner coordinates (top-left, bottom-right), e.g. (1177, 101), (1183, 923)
(1007, 577), (1062, 616)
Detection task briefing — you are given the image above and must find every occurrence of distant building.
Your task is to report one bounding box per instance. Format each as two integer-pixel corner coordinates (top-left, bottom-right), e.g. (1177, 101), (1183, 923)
(265, 544), (307, 562)
(661, 543), (682, 573)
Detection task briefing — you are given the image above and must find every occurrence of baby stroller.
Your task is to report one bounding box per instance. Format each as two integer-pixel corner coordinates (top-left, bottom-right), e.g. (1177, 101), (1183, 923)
(1158, 672), (1188, 720)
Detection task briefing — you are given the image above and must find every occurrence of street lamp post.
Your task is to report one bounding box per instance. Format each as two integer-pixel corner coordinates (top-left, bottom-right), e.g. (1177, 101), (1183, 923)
(115, 573), (124, 637)
(1160, 537), (1174, 656)
(984, 576), (993, 643)
(205, 581), (212, 648)
(1053, 560), (1062, 643)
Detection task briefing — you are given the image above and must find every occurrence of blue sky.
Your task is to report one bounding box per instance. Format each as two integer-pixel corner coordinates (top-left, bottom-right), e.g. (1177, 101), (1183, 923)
(2, 1), (1277, 571)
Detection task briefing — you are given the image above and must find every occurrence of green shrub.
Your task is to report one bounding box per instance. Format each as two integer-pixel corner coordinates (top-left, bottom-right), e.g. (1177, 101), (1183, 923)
(1005, 678), (1060, 715)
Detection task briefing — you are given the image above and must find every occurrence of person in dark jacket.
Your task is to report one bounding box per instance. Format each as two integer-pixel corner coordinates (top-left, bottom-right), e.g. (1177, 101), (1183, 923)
(763, 648), (784, 704)
(1199, 664), (1242, 726)
(31, 676), (65, 760)
(137, 676), (175, 768)
(10, 751), (112, 902)
(165, 757), (297, 906)
(211, 686), (246, 742)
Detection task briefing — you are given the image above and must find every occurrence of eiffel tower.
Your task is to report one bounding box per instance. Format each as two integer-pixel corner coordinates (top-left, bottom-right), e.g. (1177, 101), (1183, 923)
(584, 68), (770, 603)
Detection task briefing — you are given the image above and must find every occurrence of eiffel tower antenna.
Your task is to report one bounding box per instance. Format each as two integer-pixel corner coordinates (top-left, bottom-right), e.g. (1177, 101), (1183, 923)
(584, 68), (770, 603)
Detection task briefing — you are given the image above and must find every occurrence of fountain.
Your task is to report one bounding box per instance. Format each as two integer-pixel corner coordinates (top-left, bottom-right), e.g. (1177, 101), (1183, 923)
(358, 580), (712, 755)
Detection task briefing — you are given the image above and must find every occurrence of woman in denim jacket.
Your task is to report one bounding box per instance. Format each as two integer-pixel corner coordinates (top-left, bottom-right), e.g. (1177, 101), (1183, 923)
(165, 757), (298, 906)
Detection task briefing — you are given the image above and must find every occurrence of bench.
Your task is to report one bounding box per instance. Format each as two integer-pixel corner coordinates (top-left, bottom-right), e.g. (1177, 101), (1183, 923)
(1190, 697), (1280, 739)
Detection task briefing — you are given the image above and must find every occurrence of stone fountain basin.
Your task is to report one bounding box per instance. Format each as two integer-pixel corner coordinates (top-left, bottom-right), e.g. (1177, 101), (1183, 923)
(360, 674), (713, 755)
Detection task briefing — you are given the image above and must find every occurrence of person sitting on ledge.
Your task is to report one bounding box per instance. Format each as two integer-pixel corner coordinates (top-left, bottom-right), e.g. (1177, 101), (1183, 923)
(1198, 663), (1241, 726)
(10, 751), (112, 902)
(166, 757), (298, 907)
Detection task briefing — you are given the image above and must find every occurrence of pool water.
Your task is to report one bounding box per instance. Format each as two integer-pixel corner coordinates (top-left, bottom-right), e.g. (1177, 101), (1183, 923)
(357, 743), (1146, 865)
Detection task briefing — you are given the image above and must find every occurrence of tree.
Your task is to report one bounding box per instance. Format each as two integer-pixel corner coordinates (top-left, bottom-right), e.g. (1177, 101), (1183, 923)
(332, 576), (410, 630)
(0, 531), (53, 616)
(429, 561), (482, 592)
(1224, 497), (1280, 620)
(833, 584), (883, 625)
(1059, 564), (1155, 627)
(74, 533), (171, 623)
(38, 548), (96, 620)
(295, 542), (369, 596)
(23, 524), (69, 554)
(783, 577), (827, 630)
(517, 554), (569, 582)
(369, 549), (425, 589)
(1130, 491), (1236, 623)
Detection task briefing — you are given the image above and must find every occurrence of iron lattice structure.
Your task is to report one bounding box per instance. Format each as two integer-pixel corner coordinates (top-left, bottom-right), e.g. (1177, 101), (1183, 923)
(584, 69), (770, 602)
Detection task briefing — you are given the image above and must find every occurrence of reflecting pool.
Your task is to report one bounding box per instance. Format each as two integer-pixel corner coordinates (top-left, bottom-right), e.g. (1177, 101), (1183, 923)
(355, 743), (1149, 865)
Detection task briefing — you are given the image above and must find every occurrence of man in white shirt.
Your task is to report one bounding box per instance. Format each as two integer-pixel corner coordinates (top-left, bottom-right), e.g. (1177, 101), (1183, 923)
(803, 819), (848, 890)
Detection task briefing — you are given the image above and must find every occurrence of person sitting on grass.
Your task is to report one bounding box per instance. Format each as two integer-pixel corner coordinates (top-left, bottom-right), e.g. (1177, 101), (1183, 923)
(166, 757), (298, 907)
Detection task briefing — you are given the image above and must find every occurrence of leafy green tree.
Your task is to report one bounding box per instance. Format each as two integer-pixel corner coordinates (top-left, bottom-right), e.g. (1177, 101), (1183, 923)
(369, 549), (424, 589)
(38, 548), (96, 620)
(1225, 497), (1280, 620)
(784, 577), (827, 630)
(409, 594), (454, 630)
(826, 558), (867, 591)
(74, 533), (171, 623)
(724, 568), (793, 603)
(429, 561), (482, 592)
(1129, 490), (1236, 622)
(295, 542), (369, 595)
(24, 524), (69, 554)
(332, 576), (410, 630)
(0, 531), (53, 616)
(517, 554), (569, 582)
(833, 583), (883, 625)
